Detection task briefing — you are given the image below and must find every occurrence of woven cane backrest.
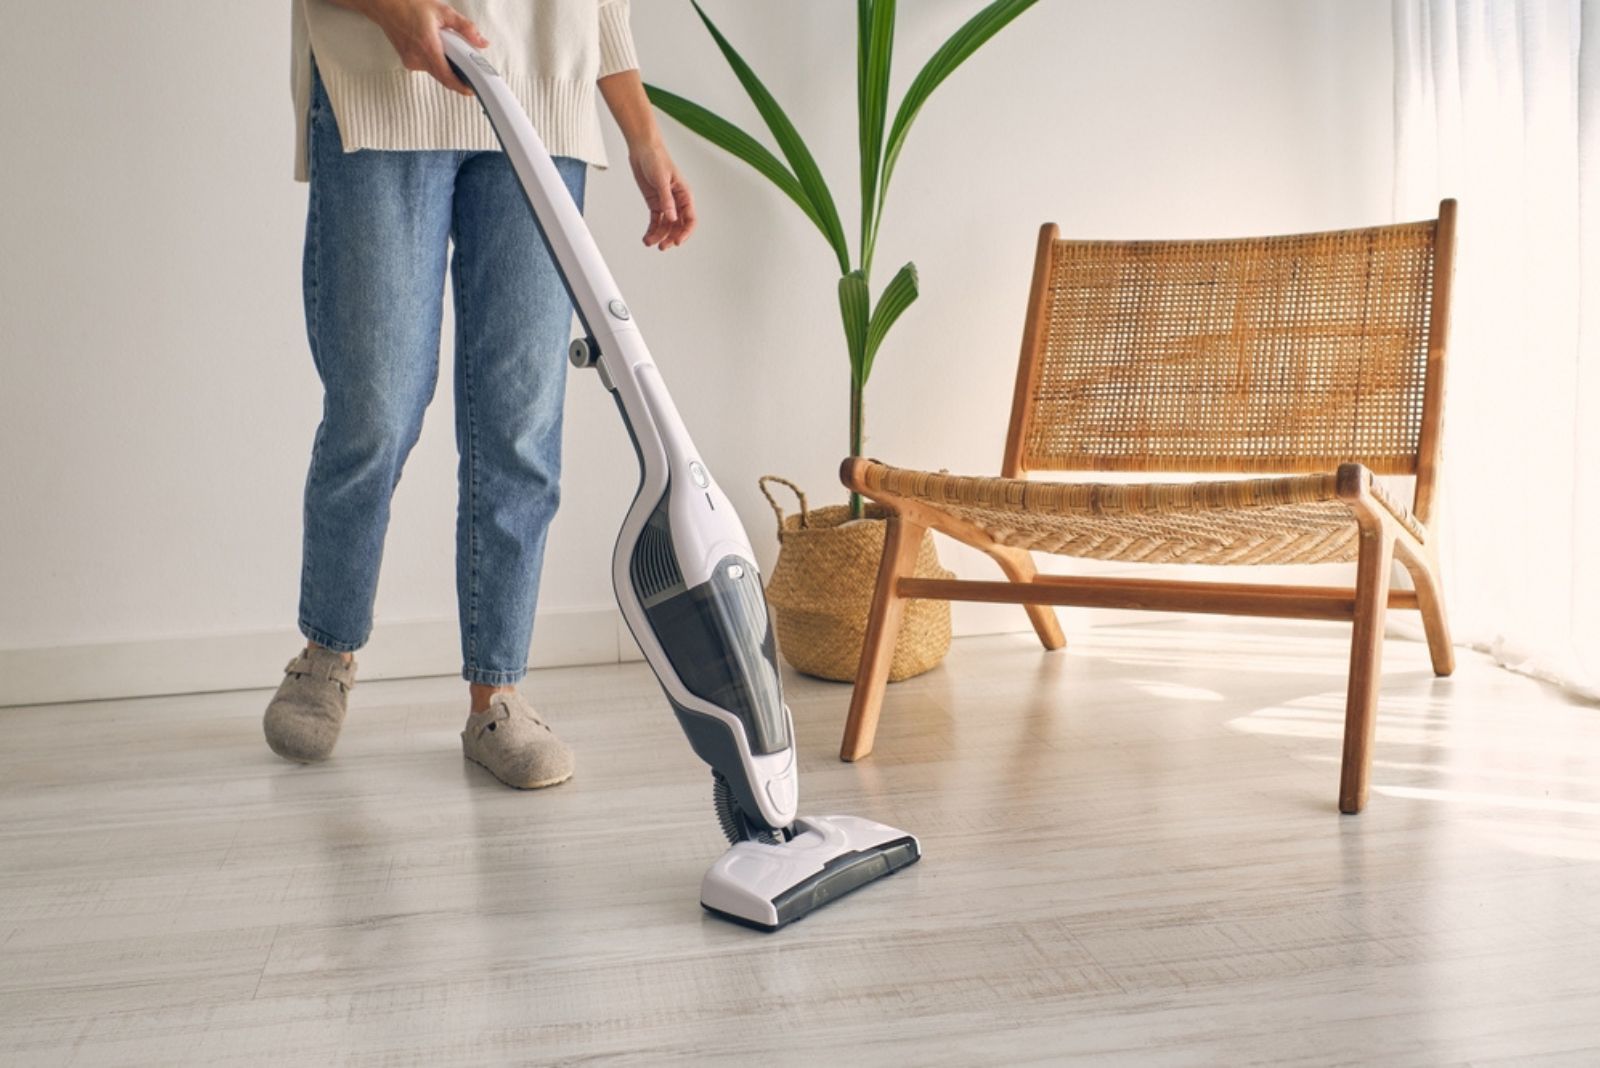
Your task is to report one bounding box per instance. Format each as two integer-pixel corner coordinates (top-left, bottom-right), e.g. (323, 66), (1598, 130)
(1013, 219), (1443, 477)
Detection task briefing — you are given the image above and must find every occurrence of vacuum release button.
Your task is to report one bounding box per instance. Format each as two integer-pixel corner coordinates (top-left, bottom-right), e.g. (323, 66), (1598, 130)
(689, 460), (709, 488)
(608, 299), (631, 321)
(766, 772), (797, 815)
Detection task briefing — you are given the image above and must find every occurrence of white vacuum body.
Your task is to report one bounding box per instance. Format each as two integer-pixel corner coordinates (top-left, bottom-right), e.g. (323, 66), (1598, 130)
(441, 31), (919, 930)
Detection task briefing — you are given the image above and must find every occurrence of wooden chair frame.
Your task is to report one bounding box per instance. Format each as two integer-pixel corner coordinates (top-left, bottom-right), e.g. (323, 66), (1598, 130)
(840, 202), (1458, 814)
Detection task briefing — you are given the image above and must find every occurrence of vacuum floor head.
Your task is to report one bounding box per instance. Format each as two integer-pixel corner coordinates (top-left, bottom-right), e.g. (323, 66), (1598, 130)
(700, 815), (921, 931)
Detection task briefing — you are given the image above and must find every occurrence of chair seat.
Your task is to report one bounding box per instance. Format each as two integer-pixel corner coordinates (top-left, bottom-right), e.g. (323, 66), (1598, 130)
(851, 460), (1424, 566)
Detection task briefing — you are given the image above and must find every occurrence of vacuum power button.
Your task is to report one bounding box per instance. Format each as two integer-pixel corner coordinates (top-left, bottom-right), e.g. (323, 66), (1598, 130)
(608, 299), (631, 320)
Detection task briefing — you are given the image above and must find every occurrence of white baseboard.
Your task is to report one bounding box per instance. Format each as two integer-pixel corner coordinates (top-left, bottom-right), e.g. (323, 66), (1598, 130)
(0, 602), (1041, 707)
(0, 607), (630, 708)
(1, 575), (1365, 707)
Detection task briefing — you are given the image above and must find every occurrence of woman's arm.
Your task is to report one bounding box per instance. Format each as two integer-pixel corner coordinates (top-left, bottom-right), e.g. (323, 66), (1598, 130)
(600, 70), (697, 251)
(330, 0), (488, 95)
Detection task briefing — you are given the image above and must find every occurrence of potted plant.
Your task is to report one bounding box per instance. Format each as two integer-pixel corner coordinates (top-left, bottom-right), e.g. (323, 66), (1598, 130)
(648, 0), (1039, 681)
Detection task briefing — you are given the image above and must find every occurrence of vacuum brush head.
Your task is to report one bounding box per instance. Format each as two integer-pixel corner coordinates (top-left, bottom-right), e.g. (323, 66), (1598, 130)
(700, 815), (921, 931)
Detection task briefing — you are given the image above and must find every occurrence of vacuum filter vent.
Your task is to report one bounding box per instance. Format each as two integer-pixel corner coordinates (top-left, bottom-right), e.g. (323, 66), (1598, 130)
(630, 509), (684, 605)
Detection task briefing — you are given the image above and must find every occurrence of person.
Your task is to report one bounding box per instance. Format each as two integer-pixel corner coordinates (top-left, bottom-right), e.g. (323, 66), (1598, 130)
(264, 0), (695, 788)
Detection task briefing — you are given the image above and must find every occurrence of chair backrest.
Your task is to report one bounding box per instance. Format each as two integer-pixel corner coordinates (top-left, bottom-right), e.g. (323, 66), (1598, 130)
(1002, 201), (1456, 524)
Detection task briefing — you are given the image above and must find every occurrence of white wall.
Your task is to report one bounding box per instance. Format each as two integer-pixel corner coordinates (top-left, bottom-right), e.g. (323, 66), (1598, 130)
(0, 1), (1394, 704)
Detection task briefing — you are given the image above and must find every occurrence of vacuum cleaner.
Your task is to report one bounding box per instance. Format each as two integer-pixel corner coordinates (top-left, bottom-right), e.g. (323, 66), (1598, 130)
(440, 31), (920, 931)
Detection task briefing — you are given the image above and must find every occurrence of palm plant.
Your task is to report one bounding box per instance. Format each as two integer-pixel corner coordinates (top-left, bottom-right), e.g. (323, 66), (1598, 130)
(646, 0), (1039, 517)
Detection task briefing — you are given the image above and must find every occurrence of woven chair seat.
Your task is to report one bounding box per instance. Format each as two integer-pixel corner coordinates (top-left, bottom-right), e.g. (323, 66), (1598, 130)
(852, 460), (1423, 567)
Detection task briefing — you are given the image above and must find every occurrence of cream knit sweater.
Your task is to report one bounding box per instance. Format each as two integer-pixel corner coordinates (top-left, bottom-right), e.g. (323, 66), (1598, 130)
(291, 0), (638, 181)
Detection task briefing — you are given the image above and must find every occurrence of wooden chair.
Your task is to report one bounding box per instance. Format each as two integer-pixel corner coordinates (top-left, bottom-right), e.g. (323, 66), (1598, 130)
(840, 201), (1458, 814)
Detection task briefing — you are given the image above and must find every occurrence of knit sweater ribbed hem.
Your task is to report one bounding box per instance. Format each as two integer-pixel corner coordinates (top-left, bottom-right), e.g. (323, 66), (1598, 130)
(309, 68), (607, 177)
(291, 0), (639, 182)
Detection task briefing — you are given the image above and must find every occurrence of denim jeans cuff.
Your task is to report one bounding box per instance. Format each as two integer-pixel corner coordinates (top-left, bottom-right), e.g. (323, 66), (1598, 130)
(298, 620), (366, 654)
(462, 665), (528, 686)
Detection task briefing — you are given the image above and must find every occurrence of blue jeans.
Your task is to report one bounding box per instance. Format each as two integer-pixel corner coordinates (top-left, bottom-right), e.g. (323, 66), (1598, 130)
(299, 71), (585, 685)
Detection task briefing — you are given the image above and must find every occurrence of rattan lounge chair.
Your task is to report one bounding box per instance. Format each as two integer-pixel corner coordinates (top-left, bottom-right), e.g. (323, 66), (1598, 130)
(840, 201), (1458, 813)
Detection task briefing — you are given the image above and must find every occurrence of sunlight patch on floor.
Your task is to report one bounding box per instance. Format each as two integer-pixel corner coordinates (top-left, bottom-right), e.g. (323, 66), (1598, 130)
(1128, 680), (1226, 703)
(1371, 783), (1600, 818)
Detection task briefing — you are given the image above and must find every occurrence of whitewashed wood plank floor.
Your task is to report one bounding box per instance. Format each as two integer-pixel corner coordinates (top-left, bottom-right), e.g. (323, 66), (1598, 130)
(3, 618), (1599, 1066)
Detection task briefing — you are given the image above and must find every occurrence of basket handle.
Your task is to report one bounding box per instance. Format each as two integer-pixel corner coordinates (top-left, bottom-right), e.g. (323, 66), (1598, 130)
(757, 476), (809, 537)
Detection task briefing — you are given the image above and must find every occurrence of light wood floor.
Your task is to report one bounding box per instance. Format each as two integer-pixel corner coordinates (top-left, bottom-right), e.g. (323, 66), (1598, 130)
(3, 618), (1599, 1066)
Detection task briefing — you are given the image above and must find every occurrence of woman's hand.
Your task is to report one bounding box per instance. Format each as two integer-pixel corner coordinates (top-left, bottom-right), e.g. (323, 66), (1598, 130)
(599, 70), (697, 250)
(332, 0), (489, 95)
(629, 142), (697, 251)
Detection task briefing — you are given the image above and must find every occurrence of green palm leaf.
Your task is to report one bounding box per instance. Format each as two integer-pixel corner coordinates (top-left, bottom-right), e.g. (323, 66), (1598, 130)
(872, 0), (1039, 243)
(858, 1), (874, 148)
(691, 0), (851, 273)
(645, 85), (824, 236)
(838, 271), (872, 386)
(655, 1), (1035, 503)
(858, 0), (896, 270)
(863, 262), (919, 381)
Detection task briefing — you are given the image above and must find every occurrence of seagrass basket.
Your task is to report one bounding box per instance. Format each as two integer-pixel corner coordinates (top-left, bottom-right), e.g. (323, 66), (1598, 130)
(758, 476), (951, 682)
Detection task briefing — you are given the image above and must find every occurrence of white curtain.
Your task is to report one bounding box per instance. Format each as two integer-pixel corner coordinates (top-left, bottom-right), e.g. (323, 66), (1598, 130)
(1392, 0), (1598, 700)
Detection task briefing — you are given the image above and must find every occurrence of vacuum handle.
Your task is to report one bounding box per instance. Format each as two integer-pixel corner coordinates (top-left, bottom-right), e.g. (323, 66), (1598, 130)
(439, 29), (634, 348)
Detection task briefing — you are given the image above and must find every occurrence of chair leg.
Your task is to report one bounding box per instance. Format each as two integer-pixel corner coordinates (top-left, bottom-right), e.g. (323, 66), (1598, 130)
(1399, 548), (1455, 677)
(1340, 525), (1396, 814)
(841, 515), (928, 762)
(987, 546), (1066, 651)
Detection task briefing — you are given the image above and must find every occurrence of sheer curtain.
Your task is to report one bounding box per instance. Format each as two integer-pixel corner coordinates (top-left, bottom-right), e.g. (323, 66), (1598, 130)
(1392, 0), (1598, 700)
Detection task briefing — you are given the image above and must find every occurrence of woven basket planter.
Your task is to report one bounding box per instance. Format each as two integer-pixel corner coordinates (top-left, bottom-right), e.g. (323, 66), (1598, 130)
(758, 476), (952, 683)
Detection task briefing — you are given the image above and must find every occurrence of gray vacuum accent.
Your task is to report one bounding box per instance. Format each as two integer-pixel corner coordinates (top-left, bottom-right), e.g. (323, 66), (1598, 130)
(629, 509), (685, 607)
(644, 561), (789, 756)
(671, 700), (774, 831)
(770, 838), (920, 926)
(625, 492), (789, 758)
(606, 412), (783, 829)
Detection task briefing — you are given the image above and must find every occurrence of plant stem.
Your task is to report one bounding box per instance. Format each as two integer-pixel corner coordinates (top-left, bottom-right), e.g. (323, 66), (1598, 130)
(849, 376), (865, 519)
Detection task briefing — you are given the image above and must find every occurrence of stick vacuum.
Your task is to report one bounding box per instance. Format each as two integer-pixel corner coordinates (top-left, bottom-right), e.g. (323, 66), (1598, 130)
(440, 31), (919, 930)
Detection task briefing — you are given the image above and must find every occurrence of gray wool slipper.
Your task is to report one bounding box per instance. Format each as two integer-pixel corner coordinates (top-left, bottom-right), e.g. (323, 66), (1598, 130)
(263, 647), (357, 763)
(461, 692), (574, 790)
